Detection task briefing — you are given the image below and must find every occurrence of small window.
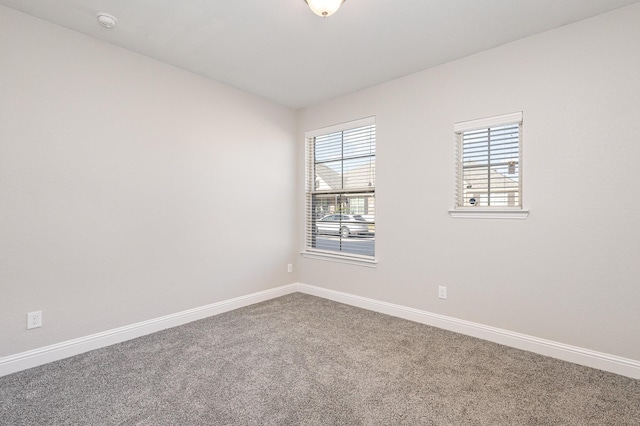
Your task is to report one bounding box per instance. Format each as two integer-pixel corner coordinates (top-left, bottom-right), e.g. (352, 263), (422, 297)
(450, 112), (528, 219)
(303, 117), (376, 265)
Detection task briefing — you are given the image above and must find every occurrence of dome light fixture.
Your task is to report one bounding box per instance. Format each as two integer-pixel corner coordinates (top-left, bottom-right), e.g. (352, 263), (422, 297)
(305, 0), (345, 18)
(97, 12), (117, 29)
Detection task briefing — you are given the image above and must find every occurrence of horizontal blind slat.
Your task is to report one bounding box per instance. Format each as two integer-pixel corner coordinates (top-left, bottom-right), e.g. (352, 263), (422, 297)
(306, 122), (376, 258)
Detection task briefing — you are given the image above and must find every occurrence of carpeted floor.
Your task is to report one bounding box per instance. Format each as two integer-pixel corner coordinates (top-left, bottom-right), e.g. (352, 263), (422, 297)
(1, 293), (639, 425)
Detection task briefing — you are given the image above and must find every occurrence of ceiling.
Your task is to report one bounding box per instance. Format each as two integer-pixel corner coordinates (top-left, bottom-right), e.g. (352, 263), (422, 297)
(2, 0), (638, 109)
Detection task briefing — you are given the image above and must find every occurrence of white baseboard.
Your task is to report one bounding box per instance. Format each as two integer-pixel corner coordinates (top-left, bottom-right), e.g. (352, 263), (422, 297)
(0, 284), (298, 377)
(294, 283), (640, 379)
(3, 282), (638, 380)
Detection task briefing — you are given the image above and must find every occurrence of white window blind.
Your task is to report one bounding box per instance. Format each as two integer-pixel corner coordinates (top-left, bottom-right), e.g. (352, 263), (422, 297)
(454, 112), (523, 209)
(304, 117), (376, 261)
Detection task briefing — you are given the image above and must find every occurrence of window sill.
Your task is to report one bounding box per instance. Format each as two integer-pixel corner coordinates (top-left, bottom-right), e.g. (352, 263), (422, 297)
(448, 208), (529, 219)
(301, 250), (378, 268)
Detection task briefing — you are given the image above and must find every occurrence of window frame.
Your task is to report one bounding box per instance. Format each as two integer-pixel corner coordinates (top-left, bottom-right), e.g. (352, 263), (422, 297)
(302, 116), (378, 267)
(449, 112), (529, 219)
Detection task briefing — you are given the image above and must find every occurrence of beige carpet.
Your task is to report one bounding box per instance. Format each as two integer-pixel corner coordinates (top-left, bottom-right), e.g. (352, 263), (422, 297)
(1, 293), (639, 425)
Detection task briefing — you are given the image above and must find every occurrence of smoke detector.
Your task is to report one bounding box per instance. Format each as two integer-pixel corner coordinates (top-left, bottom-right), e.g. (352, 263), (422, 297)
(97, 13), (117, 29)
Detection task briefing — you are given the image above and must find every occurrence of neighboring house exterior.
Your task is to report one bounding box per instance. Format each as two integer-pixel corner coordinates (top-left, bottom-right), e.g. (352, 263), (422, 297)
(461, 164), (520, 207)
(314, 163), (375, 219)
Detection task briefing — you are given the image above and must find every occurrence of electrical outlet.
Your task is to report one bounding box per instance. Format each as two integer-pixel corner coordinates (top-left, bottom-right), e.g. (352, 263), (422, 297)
(287, 263), (293, 273)
(438, 286), (447, 300)
(27, 311), (42, 329)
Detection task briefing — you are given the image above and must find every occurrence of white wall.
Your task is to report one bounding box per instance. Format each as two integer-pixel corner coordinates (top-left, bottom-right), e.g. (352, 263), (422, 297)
(2, 3), (638, 367)
(0, 6), (297, 356)
(297, 4), (640, 360)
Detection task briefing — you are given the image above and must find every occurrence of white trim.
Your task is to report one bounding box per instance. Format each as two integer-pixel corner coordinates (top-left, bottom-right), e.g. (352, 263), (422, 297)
(305, 116), (375, 139)
(4, 283), (637, 380)
(295, 283), (640, 379)
(301, 250), (378, 267)
(453, 113), (525, 213)
(454, 111), (523, 132)
(0, 284), (298, 377)
(304, 116), (377, 265)
(449, 208), (530, 219)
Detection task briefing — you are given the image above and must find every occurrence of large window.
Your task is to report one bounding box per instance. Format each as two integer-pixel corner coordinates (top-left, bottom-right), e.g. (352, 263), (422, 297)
(450, 112), (528, 219)
(304, 117), (376, 264)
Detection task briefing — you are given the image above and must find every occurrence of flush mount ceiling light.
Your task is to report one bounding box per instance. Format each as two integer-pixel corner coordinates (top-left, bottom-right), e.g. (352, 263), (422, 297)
(96, 12), (117, 29)
(305, 0), (345, 17)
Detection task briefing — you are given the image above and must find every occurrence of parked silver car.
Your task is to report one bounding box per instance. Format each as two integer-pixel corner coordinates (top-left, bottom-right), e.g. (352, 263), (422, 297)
(314, 214), (373, 238)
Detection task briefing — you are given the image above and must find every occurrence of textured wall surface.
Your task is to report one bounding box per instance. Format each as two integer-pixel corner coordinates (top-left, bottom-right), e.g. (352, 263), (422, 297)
(297, 4), (640, 360)
(2, 3), (639, 365)
(0, 5), (297, 356)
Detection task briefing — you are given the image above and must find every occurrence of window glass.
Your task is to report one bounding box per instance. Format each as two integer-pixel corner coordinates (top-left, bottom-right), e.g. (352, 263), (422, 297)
(305, 118), (376, 260)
